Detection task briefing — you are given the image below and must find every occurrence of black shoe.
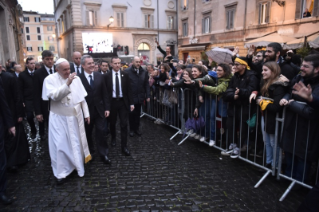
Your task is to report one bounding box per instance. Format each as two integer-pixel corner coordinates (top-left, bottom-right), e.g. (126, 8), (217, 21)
(129, 131), (134, 137)
(122, 147), (131, 156)
(134, 130), (142, 136)
(56, 178), (66, 185)
(111, 138), (116, 147)
(101, 156), (111, 164)
(7, 166), (18, 173)
(0, 194), (13, 205)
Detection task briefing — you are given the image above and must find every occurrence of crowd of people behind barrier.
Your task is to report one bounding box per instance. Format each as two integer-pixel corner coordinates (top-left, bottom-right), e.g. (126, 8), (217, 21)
(146, 42), (319, 194)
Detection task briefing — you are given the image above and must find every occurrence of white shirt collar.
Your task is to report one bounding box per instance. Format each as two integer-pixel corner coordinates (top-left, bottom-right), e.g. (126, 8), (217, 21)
(28, 69), (34, 74)
(84, 70), (93, 80)
(44, 65), (53, 74)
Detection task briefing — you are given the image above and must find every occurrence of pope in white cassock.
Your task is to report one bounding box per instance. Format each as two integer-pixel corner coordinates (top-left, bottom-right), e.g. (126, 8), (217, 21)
(42, 58), (91, 184)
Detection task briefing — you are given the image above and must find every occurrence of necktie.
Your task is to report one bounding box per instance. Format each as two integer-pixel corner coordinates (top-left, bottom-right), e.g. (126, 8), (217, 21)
(89, 75), (94, 88)
(49, 69), (53, 74)
(30, 72), (34, 76)
(115, 73), (120, 98)
(77, 66), (80, 74)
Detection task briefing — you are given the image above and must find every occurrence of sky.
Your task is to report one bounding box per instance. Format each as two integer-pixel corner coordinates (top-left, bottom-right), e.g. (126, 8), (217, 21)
(18, 0), (54, 14)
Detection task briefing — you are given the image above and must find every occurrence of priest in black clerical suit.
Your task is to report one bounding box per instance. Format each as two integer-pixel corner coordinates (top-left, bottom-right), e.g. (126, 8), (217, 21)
(104, 57), (134, 156)
(78, 55), (110, 164)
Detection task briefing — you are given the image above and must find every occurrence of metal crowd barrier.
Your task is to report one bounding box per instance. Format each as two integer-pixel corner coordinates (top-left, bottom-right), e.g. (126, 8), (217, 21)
(140, 85), (184, 140)
(140, 87), (319, 202)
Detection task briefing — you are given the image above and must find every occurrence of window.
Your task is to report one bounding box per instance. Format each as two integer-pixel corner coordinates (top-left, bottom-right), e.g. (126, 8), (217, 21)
(116, 12), (124, 27)
(34, 17), (41, 22)
(182, 22), (188, 36)
(226, 7), (236, 29)
(26, 35), (30, 40)
(259, 2), (270, 24)
(181, 0), (189, 10)
(138, 43), (150, 50)
(26, 27), (29, 33)
(48, 36), (54, 41)
(202, 16), (211, 34)
(27, 47), (32, 51)
(38, 47), (43, 51)
(21, 28), (23, 34)
(86, 10), (98, 26)
(144, 14), (154, 28)
(167, 16), (174, 29)
(38, 35), (41, 40)
(49, 46), (55, 51)
(47, 26), (53, 31)
(24, 17), (29, 22)
(37, 27), (40, 33)
(202, 0), (212, 2)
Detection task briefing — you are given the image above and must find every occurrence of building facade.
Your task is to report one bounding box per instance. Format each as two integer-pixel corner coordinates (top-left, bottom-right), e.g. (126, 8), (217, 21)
(0, 0), (24, 67)
(178, 0), (319, 62)
(22, 11), (58, 62)
(54, 0), (178, 64)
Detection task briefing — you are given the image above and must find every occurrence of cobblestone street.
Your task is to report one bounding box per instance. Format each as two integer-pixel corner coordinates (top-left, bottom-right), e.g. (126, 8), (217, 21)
(1, 118), (307, 212)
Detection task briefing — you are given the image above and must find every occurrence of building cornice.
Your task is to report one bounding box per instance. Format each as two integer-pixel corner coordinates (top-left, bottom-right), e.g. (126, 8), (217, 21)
(112, 4), (127, 9)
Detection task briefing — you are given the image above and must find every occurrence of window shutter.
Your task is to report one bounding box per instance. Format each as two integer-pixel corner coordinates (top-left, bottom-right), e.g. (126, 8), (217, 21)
(144, 14), (148, 28)
(94, 11), (98, 26)
(209, 17), (211, 32)
(258, 3), (262, 24)
(121, 13), (124, 27)
(230, 10), (234, 29)
(226, 11), (230, 29)
(172, 17), (174, 29)
(266, 2), (270, 23)
(202, 18), (205, 33)
(117, 13), (120, 26)
(186, 23), (188, 35)
(187, 0), (189, 9)
(295, 0), (302, 19)
(313, 0), (319, 16)
(167, 16), (169, 29)
(151, 15), (154, 28)
(86, 11), (89, 25)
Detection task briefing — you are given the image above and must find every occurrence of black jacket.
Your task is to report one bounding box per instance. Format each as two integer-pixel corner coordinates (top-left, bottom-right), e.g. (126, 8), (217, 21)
(79, 71), (109, 118)
(223, 70), (259, 116)
(0, 78), (14, 139)
(19, 70), (35, 112)
(104, 71), (134, 110)
(157, 46), (173, 63)
(260, 76), (289, 134)
(0, 72), (23, 122)
(33, 66), (55, 118)
(280, 74), (319, 162)
(124, 66), (150, 104)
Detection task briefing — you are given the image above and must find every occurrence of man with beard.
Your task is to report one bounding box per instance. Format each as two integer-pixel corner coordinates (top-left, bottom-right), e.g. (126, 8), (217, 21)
(155, 40), (173, 63)
(0, 64), (29, 172)
(279, 54), (319, 185)
(247, 42), (297, 80)
(34, 50), (55, 139)
(125, 56), (150, 137)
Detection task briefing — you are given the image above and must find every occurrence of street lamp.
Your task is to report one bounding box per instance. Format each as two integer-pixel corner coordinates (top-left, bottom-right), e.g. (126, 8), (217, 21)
(107, 16), (114, 28)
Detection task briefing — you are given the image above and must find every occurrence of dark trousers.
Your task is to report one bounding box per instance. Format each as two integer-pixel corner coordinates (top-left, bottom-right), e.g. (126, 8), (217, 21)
(226, 108), (249, 147)
(284, 152), (311, 183)
(0, 133), (7, 195)
(110, 99), (128, 148)
(129, 103), (141, 131)
(85, 107), (108, 156)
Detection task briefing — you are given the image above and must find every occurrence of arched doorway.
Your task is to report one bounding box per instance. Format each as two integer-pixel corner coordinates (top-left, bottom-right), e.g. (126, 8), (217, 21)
(138, 42), (150, 64)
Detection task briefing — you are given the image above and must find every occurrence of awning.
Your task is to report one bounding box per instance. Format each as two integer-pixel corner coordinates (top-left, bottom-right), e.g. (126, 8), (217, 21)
(244, 33), (296, 48)
(283, 33), (319, 49)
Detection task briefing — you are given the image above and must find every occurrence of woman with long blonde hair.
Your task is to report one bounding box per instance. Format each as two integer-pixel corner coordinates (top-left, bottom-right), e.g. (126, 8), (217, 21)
(250, 61), (289, 168)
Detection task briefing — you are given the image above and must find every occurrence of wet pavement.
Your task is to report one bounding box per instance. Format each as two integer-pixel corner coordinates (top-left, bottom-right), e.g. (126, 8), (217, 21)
(1, 118), (308, 212)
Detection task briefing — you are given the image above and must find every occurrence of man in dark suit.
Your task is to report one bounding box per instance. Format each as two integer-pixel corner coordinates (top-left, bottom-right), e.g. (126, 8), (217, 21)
(70, 52), (84, 74)
(19, 58), (39, 139)
(98, 60), (110, 75)
(0, 77), (15, 205)
(125, 56), (150, 137)
(104, 57), (134, 156)
(33, 50), (55, 139)
(79, 55), (110, 164)
(1, 65), (29, 172)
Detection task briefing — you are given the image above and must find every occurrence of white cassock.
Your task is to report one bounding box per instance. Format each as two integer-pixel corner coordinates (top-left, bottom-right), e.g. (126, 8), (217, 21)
(42, 73), (91, 179)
